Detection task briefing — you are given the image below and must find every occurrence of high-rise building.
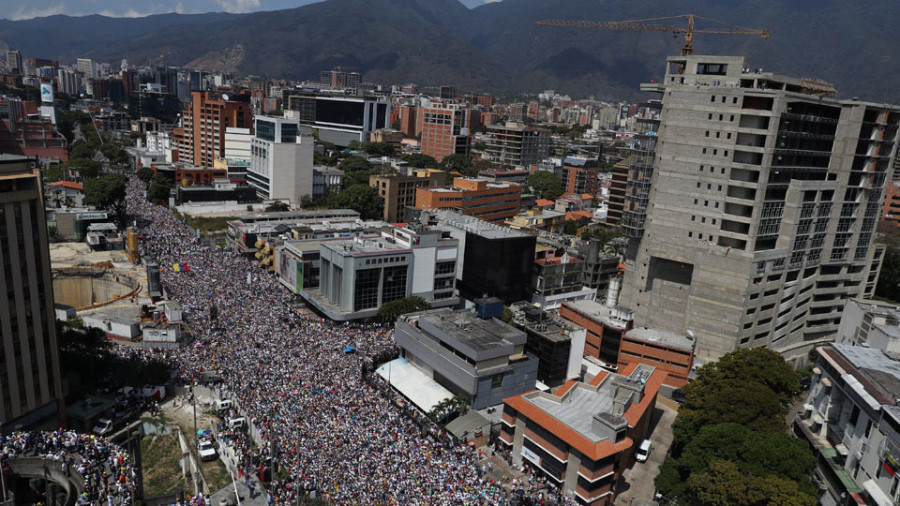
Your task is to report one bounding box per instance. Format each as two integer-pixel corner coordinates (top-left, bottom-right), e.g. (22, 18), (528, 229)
(6, 50), (22, 75)
(439, 85), (457, 100)
(181, 90), (253, 168)
(247, 116), (314, 204)
(285, 91), (390, 147)
(483, 122), (551, 168)
(622, 100), (662, 240)
(0, 155), (65, 426)
(76, 58), (96, 79)
(619, 55), (900, 362)
(420, 102), (470, 162)
(604, 161), (628, 226)
(56, 69), (80, 97)
(562, 166), (599, 196)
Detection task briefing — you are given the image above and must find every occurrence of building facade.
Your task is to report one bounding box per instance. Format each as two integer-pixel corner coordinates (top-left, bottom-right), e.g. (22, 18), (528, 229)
(394, 307), (539, 410)
(618, 328), (694, 388)
(247, 116), (314, 204)
(416, 178), (521, 224)
(370, 172), (446, 223)
(0, 155), (65, 426)
(484, 122), (551, 168)
(560, 298), (634, 368)
(420, 102), (470, 162)
(620, 55), (899, 362)
(181, 90), (253, 168)
(562, 166), (600, 197)
(286, 92), (390, 147)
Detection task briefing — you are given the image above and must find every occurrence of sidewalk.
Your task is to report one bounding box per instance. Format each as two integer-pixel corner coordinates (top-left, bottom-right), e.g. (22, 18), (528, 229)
(208, 473), (269, 505)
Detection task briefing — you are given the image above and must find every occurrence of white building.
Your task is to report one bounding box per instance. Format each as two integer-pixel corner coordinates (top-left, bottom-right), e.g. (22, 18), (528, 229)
(247, 116), (314, 205)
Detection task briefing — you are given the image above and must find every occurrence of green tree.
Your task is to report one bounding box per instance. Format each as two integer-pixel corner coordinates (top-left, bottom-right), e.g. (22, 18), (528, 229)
(70, 140), (94, 160)
(361, 142), (395, 157)
(403, 153), (439, 168)
(440, 153), (475, 177)
(427, 395), (468, 423)
(687, 460), (815, 506)
(527, 171), (565, 200)
(876, 247), (900, 302)
(136, 167), (155, 183)
(84, 173), (128, 227)
(328, 184), (384, 220)
(66, 158), (102, 180)
(376, 296), (432, 323)
(339, 156), (373, 173)
(148, 182), (171, 205)
(563, 220), (579, 235)
(57, 110), (92, 143)
(265, 201), (291, 212)
(44, 164), (66, 182)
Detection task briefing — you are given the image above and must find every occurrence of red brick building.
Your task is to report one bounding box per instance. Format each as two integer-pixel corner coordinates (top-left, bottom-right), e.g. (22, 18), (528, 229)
(500, 363), (666, 504)
(560, 300), (634, 368)
(419, 102), (469, 162)
(562, 166), (599, 196)
(881, 181), (900, 228)
(618, 328), (694, 388)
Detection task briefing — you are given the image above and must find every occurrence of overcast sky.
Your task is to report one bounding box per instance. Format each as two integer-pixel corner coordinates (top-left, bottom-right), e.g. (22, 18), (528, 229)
(3, 0), (494, 21)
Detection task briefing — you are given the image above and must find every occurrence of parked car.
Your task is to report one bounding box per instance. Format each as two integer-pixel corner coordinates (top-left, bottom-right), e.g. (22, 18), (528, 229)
(227, 417), (246, 431)
(215, 399), (233, 413)
(671, 388), (686, 404)
(197, 439), (218, 462)
(635, 439), (652, 463)
(92, 418), (116, 436)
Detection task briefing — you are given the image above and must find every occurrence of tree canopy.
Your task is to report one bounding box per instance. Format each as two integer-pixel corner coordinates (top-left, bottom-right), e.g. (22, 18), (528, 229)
(361, 141), (395, 157)
(328, 184), (384, 220)
(403, 153), (439, 169)
(685, 460), (816, 506)
(376, 296), (432, 323)
(440, 153), (476, 177)
(136, 167), (155, 183)
(265, 201), (291, 212)
(84, 173), (128, 226)
(527, 170), (565, 200)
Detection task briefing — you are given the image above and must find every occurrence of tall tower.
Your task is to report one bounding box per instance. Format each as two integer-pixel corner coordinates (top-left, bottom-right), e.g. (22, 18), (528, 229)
(619, 55), (899, 363)
(0, 155), (65, 426)
(181, 90), (253, 167)
(5, 50), (22, 75)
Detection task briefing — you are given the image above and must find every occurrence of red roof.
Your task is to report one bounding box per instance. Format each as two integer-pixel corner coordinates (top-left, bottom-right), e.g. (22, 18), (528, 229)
(51, 181), (83, 190)
(566, 211), (592, 221)
(535, 199), (555, 207)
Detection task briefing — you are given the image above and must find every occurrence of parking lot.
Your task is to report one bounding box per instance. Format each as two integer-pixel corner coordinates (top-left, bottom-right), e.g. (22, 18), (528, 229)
(615, 397), (678, 504)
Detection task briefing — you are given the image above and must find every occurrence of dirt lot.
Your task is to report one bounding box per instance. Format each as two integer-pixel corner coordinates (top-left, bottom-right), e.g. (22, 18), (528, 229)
(162, 393), (233, 492)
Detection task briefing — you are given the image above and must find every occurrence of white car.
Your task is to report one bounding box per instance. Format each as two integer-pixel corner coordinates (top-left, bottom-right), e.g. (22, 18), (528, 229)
(92, 418), (114, 436)
(197, 439), (218, 461)
(635, 439), (652, 463)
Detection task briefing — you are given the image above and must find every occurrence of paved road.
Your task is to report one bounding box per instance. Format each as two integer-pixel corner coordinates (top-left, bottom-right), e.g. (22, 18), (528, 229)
(615, 400), (678, 504)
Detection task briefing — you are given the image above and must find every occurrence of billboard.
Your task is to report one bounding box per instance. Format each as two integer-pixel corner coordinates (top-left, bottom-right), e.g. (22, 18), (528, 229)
(40, 83), (54, 104)
(277, 249), (304, 294)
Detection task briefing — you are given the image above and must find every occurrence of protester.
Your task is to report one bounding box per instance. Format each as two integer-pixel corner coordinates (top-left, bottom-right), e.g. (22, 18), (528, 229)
(124, 177), (570, 505)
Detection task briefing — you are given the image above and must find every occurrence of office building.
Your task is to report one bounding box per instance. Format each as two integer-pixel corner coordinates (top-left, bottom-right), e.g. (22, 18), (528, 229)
(500, 363), (666, 504)
(506, 208), (567, 234)
(532, 249), (596, 310)
(370, 172), (446, 223)
(836, 298), (900, 353)
(320, 68), (361, 89)
(618, 328), (694, 388)
(562, 166), (600, 197)
(622, 100), (662, 240)
(0, 155), (65, 426)
(478, 169), (530, 187)
(426, 210), (536, 304)
(484, 122), (551, 168)
(304, 227), (459, 320)
(560, 283), (635, 367)
(420, 102), (470, 162)
(394, 307), (538, 410)
(797, 344), (900, 505)
(513, 304), (586, 387)
(6, 50), (22, 75)
(416, 178), (521, 224)
(247, 116), (314, 204)
(574, 239), (623, 297)
(286, 91), (390, 147)
(180, 90), (253, 168)
(0, 97), (68, 163)
(619, 55), (899, 362)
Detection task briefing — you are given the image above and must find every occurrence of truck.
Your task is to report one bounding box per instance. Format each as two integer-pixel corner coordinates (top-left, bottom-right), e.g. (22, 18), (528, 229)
(92, 418), (115, 436)
(197, 439), (218, 462)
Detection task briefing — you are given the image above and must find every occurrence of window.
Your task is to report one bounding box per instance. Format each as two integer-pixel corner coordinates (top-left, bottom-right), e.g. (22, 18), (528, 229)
(491, 373), (504, 388)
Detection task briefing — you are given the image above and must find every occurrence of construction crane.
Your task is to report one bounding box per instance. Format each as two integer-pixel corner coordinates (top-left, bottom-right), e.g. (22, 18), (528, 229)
(535, 14), (770, 56)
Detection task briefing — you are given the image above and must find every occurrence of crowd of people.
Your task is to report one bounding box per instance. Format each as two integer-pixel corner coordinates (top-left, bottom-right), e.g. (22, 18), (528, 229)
(0, 429), (136, 504)
(125, 177), (571, 505)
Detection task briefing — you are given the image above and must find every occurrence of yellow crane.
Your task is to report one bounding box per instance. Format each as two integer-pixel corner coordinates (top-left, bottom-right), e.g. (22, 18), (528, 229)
(535, 14), (770, 56)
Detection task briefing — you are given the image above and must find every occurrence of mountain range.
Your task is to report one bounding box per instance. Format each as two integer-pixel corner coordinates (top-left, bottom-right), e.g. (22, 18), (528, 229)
(1, 0), (899, 102)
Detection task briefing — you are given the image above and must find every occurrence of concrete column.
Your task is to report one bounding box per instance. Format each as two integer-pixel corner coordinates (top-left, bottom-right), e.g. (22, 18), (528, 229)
(511, 417), (526, 467)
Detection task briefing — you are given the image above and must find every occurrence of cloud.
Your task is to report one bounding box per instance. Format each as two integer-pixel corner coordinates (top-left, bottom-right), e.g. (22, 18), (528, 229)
(97, 8), (159, 18)
(8, 3), (67, 20)
(214, 0), (261, 13)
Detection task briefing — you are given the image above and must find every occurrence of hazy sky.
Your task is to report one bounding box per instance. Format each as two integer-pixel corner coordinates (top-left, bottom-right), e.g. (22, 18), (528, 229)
(3, 0), (493, 21)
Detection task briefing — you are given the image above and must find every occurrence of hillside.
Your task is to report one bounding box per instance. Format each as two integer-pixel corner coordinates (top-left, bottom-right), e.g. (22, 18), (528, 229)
(1, 0), (899, 101)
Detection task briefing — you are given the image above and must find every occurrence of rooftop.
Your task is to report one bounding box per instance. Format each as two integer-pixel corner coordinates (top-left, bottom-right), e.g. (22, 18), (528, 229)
(431, 210), (531, 240)
(529, 384), (614, 443)
(829, 343), (900, 403)
(425, 309), (525, 353)
(323, 235), (410, 256)
(626, 327), (694, 351)
(562, 299), (633, 330)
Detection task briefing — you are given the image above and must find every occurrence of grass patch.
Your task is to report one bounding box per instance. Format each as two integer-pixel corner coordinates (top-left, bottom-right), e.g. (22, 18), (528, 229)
(140, 433), (186, 496)
(172, 209), (236, 233)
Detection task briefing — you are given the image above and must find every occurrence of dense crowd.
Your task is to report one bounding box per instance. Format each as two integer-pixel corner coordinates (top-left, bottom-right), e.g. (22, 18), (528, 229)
(0, 430), (135, 505)
(125, 178), (570, 505)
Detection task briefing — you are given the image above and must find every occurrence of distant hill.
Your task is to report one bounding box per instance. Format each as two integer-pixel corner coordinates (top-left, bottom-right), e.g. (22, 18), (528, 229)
(1, 0), (900, 102)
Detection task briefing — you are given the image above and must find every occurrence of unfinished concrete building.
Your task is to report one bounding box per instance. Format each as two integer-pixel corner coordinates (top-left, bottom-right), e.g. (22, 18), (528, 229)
(619, 55), (897, 364)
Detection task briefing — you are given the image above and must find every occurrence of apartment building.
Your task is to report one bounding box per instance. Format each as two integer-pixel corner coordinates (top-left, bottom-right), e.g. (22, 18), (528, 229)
(562, 166), (600, 197)
(180, 90), (253, 168)
(620, 55), (899, 362)
(484, 122), (551, 168)
(247, 116), (314, 204)
(370, 172), (446, 223)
